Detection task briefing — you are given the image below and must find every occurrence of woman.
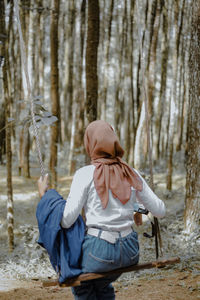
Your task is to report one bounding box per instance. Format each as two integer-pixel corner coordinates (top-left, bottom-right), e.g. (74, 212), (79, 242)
(38, 120), (166, 300)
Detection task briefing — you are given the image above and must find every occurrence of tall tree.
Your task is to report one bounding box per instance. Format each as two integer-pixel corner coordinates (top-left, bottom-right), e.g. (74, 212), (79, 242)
(100, 0), (114, 120)
(85, 0), (100, 124)
(0, 0), (14, 251)
(0, 104), (5, 164)
(49, 0), (60, 188)
(155, 1), (169, 160)
(62, 0), (75, 142)
(184, 1), (200, 233)
(166, 0), (180, 190)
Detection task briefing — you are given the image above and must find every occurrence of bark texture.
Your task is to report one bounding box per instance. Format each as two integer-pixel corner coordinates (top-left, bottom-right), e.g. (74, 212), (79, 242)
(49, 0), (60, 188)
(0, 0), (14, 251)
(184, 2), (200, 233)
(85, 0), (100, 124)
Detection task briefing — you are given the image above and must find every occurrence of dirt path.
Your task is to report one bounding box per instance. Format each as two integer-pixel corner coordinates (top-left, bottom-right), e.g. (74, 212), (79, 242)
(0, 270), (199, 300)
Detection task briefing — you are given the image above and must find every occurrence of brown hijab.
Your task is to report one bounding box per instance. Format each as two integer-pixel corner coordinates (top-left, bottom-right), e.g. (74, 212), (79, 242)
(84, 120), (143, 209)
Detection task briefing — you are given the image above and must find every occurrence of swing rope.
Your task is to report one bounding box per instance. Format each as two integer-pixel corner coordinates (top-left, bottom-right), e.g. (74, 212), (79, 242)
(135, 0), (163, 258)
(14, 0), (45, 178)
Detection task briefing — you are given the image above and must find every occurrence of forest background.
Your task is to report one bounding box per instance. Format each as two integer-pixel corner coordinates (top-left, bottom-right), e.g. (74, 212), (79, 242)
(0, 0), (199, 281)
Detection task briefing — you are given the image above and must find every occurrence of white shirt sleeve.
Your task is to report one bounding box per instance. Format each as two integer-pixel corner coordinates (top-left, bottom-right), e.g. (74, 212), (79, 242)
(61, 167), (92, 228)
(135, 170), (166, 218)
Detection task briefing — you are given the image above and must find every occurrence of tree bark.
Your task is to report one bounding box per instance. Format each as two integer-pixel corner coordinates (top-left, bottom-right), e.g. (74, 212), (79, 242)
(166, 1), (180, 190)
(49, 0), (60, 188)
(85, 0), (100, 124)
(155, 2), (169, 160)
(62, 0), (75, 142)
(23, 129), (30, 178)
(101, 0), (114, 120)
(0, 104), (6, 164)
(184, 1), (200, 233)
(0, 0), (14, 252)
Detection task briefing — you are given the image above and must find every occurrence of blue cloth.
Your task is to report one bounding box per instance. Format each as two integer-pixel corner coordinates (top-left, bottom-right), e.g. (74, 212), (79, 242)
(36, 189), (85, 283)
(72, 230), (139, 299)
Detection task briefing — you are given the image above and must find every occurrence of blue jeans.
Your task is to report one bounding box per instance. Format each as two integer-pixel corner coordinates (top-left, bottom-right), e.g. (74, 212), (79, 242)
(72, 230), (139, 300)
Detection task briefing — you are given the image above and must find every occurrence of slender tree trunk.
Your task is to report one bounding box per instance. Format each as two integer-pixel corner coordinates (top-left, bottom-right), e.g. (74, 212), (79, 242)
(37, 0), (45, 97)
(0, 104), (6, 164)
(23, 129), (30, 178)
(85, 0), (100, 124)
(77, 0), (86, 145)
(68, 102), (77, 175)
(0, 0), (14, 252)
(184, 1), (200, 233)
(128, 0), (136, 166)
(19, 128), (24, 176)
(62, 0), (75, 142)
(155, 2), (169, 160)
(101, 0), (114, 120)
(166, 1), (180, 190)
(176, 71), (186, 152)
(176, 0), (187, 152)
(114, 1), (127, 139)
(49, 0), (60, 188)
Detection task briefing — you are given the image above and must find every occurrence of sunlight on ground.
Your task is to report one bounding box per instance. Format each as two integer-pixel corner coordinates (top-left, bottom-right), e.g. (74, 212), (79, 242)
(0, 279), (35, 292)
(0, 192), (37, 202)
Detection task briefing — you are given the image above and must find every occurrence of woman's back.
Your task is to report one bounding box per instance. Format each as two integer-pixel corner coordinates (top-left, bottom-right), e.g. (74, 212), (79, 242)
(61, 164), (165, 230)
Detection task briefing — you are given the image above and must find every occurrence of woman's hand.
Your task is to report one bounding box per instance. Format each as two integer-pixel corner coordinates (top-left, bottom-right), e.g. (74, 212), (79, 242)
(37, 174), (49, 198)
(134, 212), (143, 226)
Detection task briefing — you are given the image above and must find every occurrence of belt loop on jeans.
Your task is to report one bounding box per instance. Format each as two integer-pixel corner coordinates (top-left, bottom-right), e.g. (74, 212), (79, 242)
(98, 229), (102, 239)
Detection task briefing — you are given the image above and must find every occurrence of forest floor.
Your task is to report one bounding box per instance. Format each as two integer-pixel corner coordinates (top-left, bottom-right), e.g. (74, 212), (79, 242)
(0, 161), (199, 300)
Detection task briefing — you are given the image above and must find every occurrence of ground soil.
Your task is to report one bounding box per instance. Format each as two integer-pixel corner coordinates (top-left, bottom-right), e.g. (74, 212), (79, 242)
(0, 270), (199, 300)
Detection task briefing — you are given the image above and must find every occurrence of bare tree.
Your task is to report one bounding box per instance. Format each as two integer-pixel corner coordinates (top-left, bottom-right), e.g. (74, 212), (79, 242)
(85, 0), (100, 124)
(184, 1), (200, 233)
(0, 0), (14, 251)
(155, 1), (169, 160)
(49, 0), (60, 188)
(62, 0), (75, 142)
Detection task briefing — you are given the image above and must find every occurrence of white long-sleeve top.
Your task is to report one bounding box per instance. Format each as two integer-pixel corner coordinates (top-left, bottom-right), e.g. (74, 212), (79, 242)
(61, 165), (166, 231)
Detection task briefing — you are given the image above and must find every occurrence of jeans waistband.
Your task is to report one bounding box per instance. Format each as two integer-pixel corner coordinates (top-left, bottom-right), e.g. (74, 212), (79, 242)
(87, 227), (134, 244)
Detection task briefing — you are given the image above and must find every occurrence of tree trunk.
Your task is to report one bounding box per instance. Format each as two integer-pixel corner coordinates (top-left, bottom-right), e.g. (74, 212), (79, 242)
(85, 0), (100, 124)
(128, 0), (136, 166)
(0, 104), (6, 164)
(23, 128), (30, 178)
(62, 0), (75, 142)
(184, 2), (200, 233)
(166, 1), (180, 190)
(155, 2), (169, 160)
(0, 0), (14, 252)
(100, 0), (114, 120)
(49, 0), (60, 188)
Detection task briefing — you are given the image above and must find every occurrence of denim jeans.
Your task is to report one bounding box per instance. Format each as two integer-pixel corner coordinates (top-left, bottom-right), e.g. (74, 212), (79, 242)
(72, 230), (139, 300)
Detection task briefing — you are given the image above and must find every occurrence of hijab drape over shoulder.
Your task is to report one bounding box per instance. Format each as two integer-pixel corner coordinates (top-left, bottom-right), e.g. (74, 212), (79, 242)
(84, 120), (143, 209)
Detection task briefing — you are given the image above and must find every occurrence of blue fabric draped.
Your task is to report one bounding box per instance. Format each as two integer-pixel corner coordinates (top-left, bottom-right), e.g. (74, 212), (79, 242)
(36, 189), (85, 283)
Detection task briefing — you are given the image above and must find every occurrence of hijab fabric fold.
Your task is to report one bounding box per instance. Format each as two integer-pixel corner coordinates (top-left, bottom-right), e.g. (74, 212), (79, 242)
(84, 120), (143, 209)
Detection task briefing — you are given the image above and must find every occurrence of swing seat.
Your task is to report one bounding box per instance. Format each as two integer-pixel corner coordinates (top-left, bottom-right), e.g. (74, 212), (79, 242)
(43, 257), (180, 287)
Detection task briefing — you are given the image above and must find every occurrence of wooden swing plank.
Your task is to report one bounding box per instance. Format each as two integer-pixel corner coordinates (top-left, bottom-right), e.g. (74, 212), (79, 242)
(43, 257), (180, 287)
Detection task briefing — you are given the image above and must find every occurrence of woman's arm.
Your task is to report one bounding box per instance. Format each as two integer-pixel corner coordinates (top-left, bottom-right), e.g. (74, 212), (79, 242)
(37, 174), (49, 198)
(135, 171), (166, 218)
(61, 167), (93, 228)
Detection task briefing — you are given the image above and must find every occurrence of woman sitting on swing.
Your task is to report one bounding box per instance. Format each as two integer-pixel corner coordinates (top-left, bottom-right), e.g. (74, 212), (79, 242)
(38, 120), (166, 300)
